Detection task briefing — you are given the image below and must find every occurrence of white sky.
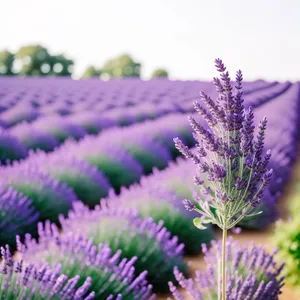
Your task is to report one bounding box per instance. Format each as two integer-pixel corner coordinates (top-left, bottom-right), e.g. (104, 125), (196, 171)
(1, 0), (299, 81)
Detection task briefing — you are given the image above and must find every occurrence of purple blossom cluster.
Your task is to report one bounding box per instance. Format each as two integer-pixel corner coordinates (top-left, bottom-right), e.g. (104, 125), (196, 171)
(174, 59), (279, 229)
(168, 238), (285, 300)
(0, 128), (28, 164)
(0, 185), (38, 245)
(0, 245), (95, 299)
(23, 151), (112, 207)
(0, 163), (77, 223)
(18, 223), (155, 300)
(60, 202), (186, 291)
(103, 183), (214, 254)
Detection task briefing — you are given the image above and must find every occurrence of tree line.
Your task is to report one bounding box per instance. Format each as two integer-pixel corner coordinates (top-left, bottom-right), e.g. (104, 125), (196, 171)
(0, 45), (169, 79)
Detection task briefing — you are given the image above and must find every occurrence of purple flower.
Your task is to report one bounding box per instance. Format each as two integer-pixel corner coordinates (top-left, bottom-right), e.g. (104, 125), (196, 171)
(10, 122), (60, 152)
(0, 185), (39, 245)
(24, 151), (112, 207)
(60, 203), (186, 292)
(174, 59), (274, 229)
(18, 226), (154, 300)
(169, 238), (285, 300)
(182, 199), (195, 211)
(0, 128), (28, 164)
(109, 184), (214, 255)
(0, 245), (95, 299)
(0, 164), (76, 223)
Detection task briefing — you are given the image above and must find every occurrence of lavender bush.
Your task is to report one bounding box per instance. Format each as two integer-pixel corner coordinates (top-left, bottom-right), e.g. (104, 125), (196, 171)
(60, 202), (186, 292)
(0, 245), (95, 299)
(18, 224), (155, 300)
(100, 129), (172, 174)
(112, 185), (214, 254)
(24, 151), (112, 207)
(174, 59), (274, 299)
(0, 129), (28, 164)
(169, 238), (285, 300)
(0, 165), (76, 223)
(10, 122), (60, 152)
(0, 186), (38, 246)
(58, 140), (143, 191)
(32, 115), (87, 143)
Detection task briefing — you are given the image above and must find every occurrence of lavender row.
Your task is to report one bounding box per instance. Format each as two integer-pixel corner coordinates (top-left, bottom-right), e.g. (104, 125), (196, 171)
(0, 80), (282, 129)
(0, 113), (193, 246)
(0, 82), (292, 164)
(0, 78), (274, 115)
(0, 106), (193, 164)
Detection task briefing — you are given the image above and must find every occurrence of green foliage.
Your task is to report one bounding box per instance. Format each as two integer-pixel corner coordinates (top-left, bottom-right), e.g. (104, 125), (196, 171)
(48, 54), (73, 76)
(84, 155), (140, 190)
(46, 170), (108, 207)
(0, 50), (15, 75)
(10, 45), (73, 76)
(101, 54), (141, 78)
(151, 68), (169, 78)
(289, 183), (300, 215)
(86, 216), (187, 292)
(81, 65), (101, 79)
(15, 45), (51, 76)
(121, 196), (214, 254)
(122, 144), (169, 174)
(273, 218), (300, 287)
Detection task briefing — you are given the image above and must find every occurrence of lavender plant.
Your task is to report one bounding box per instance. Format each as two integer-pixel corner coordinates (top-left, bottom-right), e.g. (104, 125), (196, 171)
(168, 238), (285, 300)
(174, 59), (274, 299)
(60, 202), (186, 292)
(18, 224), (155, 300)
(57, 139), (143, 191)
(10, 122), (60, 152)
(24, 151), (112, 207)
(0, 129), (28, 164)
(113, 185), (214, 254)
(0, 165), (76, 223)
(0, 245), (95, 299)
(0, 186), (38, 246)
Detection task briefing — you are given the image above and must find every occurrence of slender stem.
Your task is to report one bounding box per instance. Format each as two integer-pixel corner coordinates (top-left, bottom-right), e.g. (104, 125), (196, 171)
(221, 228), (227, 300)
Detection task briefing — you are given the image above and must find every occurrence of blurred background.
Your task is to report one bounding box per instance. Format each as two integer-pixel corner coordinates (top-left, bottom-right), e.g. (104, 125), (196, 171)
(0, 0), (300, 81)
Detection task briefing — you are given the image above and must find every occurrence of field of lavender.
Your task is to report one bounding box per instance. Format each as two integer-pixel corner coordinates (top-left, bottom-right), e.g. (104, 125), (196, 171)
(0, 75), (299, 299)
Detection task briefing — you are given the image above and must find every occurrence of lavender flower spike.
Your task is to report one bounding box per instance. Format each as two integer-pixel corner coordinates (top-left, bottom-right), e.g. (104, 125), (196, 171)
(174, 59), (275, 300)
(174, 59), (273, 230)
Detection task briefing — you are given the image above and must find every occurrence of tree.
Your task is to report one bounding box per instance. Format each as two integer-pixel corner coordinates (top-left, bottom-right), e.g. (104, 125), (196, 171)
(48, 54), (74, 76)
(151, 68), (169, 78)
(101, 54), (141, 78)
(0, 51), (15, 75)
(14, 45), (73, 76)
(81, 65), (101, 79)
(15, 45), (51, 76)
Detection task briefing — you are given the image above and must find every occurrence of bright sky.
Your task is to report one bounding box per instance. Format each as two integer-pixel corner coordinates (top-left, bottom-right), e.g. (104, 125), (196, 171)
(1, 0), (299, 81)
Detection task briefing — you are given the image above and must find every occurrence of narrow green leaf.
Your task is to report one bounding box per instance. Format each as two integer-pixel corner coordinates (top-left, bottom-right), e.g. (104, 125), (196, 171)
(193, 217), (207, 230)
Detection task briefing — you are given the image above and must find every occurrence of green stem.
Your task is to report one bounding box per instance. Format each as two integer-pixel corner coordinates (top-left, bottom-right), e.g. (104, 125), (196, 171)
(221, 228), (227, 300)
